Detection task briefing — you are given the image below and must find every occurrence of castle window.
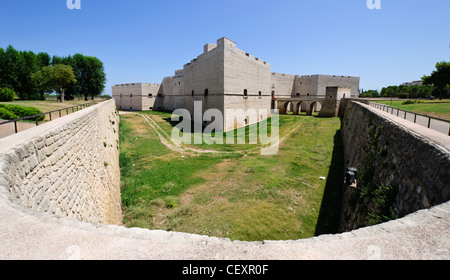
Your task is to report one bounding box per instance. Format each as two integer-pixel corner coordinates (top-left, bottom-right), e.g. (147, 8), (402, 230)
(148, 94), (153, 98)
(191, 90), (194, 96)
(258, 91), (262, 99)
(244, 89), (248, 97)
(204, 89), (208, 96)
(120, 94), (122, 97)
(296, 93), (300, 97)
(130, 94), (133, 97)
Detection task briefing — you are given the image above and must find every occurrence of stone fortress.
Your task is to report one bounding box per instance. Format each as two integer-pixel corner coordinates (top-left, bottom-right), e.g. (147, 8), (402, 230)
(0, 38), (448, 258)
(113, 37), (360, 131)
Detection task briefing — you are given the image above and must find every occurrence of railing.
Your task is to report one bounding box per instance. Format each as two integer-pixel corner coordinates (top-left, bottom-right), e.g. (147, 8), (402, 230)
(0, 101), (97, 135)
(369, 102), (450, 136)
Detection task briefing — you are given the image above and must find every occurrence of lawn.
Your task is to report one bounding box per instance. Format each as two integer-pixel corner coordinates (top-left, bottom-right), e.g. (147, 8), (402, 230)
(0, 98), (103, 121)
(375, 99), (450, 120)
(119, 111), (344, 241)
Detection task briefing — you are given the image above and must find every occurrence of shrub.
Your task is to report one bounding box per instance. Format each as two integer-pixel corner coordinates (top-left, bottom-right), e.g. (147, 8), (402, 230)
(402, 100), (417, 105)
(0, 107), (19, 120)
(0, 88), (15, 102)
(0, 104), (45, 121)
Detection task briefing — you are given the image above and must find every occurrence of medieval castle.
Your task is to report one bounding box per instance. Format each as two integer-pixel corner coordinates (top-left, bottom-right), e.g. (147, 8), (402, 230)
(112, 37), (360, 131)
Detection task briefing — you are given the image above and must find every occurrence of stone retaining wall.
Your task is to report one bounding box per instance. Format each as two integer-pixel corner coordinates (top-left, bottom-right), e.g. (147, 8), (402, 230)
(340, 101), (450, 231)
(0, 100), (122, 225)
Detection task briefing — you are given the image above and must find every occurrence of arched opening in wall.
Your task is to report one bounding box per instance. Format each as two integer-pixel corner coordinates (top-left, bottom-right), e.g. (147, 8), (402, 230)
(191, 90), (194, 96)
(309, 102), (320, 116)
(130, 94), (133, 98)
(296, 93), (300, 97)
(284, 101), (293, 114)
(258, 91), (262, 99)
(295, 102), (304, 115)
(244, 89), (248, 97)
(148, 94), (153, 98)
(204, 89), (208, 96)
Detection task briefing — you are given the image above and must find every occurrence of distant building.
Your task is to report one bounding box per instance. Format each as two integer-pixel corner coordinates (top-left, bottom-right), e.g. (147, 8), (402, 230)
(112, 83), (160, 111)
(401, 80), (423, 86)
(113, 37), (360, 131)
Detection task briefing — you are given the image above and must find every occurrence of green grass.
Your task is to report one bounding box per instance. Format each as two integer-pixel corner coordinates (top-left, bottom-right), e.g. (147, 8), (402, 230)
(0, 98), (104, 122)
(376, 99), (450, 120)
(119, 112), (344, 241)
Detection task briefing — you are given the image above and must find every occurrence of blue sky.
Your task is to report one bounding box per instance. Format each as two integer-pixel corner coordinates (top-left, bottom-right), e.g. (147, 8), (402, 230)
(1, 0), (449, 95)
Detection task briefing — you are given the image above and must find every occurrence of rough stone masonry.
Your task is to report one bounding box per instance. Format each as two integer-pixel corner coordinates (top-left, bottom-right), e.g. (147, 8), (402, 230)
(0, 100), (122, 225)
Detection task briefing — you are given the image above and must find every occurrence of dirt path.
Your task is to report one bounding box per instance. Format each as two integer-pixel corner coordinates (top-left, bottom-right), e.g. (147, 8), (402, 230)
(121, 112), (224, 155)
(119, 111), (302, 156)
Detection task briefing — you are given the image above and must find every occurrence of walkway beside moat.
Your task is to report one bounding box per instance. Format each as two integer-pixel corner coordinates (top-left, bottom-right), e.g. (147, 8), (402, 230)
(0, 187), (448, 260)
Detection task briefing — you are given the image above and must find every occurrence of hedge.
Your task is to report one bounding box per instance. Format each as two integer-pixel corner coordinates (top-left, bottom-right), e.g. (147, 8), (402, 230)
(0, 88), (15, 102)
(0, 107), (19, 120)
(0, 104), (45, 121)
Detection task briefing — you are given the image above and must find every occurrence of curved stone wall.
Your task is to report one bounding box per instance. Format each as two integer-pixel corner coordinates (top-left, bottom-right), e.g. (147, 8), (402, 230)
(340, 101), (450, 231)
(0, 100), (121, 225)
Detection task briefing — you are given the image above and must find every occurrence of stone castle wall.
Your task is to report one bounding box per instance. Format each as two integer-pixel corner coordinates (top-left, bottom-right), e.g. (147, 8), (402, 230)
(0, 100), (122, 225)
(222, 37), (272, 131)
(340, 101), (450, 231)
(112, 83), (160, 111)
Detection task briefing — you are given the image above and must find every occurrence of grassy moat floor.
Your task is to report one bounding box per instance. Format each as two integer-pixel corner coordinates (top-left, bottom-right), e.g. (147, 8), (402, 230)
(118, 111), (344, 241)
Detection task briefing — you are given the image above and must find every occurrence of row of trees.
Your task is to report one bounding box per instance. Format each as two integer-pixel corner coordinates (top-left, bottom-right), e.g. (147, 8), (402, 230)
(359, 85), (438, 98)
(360, 61), (450, 100)
(0, 45), (106, 102)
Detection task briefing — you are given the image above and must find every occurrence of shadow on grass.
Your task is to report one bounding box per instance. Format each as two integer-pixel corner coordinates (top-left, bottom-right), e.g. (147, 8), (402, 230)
(314, 129), (345, 236)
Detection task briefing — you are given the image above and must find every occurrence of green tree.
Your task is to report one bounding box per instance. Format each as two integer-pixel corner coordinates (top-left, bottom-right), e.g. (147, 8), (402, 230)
(31, 64), (76, 103)
(422, 61), (450, 100)
(1, 46), (21, 93)
(0, 88), (15, 101)
(0, 46), (106, 101)
(83, 56), (106, 100)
